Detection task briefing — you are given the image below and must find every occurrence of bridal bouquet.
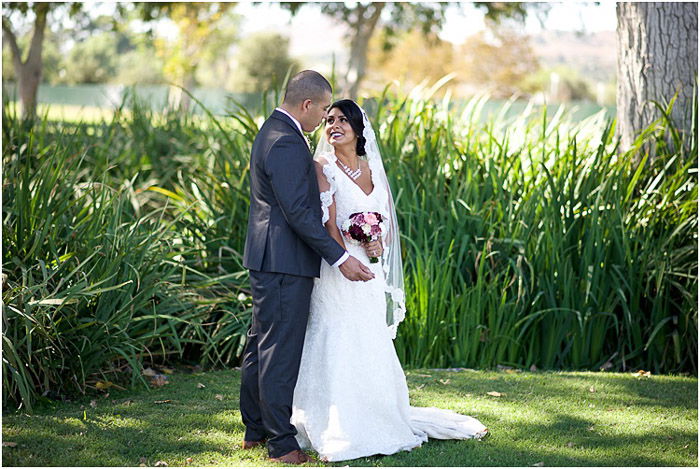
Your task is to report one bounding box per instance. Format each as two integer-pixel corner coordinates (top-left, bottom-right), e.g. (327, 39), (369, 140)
(341, 211), (385, 263)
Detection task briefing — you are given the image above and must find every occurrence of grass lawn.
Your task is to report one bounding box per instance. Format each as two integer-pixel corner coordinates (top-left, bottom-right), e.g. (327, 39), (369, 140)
(2, 368), (697, 467)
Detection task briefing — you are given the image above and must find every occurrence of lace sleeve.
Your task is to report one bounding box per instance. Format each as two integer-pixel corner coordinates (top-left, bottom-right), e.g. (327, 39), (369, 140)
(315, 156), (337, 224)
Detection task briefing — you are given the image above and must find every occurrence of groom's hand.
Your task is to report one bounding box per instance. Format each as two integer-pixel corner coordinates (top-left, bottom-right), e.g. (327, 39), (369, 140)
(339, 256), (375, 281)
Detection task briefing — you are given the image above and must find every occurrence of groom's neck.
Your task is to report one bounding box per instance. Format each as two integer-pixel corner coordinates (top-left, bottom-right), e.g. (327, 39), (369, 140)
(278, 103), (302, 123)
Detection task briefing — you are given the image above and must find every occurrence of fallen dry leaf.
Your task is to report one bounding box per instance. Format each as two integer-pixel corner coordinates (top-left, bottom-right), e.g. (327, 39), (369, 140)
(138, 457), (147, 466)
(567, 442), (575, 447)
(90, 399), (97, 408)
(439, 379), (450, 385)
(416, 384), (426, 390)
(95, 381), (113, 390)
(532, 462), (544, 467)
(2, 442), (17, 447)
(197, 383), (206, 389)
(486, 391), (503, 397)
(155, 461), (168, 467)
(635, 370), (651, 377)
(215, 394), (224, 401)
(122, 399), (134, 406)
(154, 400), (172, 404)
(529, 364), (538, 372)
(142, 367), (157, 377)
(161, 367), (175, 375)
(589, 386), (596, 393)
(186, 457), (193, 464)
(413, 373), (432, 378)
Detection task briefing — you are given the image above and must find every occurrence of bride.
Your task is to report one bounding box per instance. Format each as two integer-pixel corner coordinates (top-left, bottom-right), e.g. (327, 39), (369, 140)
(291, 99), (488, 462)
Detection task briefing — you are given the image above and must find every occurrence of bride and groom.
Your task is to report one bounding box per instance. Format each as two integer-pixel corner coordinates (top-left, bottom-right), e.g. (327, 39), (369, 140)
(240, 70), (487, 464)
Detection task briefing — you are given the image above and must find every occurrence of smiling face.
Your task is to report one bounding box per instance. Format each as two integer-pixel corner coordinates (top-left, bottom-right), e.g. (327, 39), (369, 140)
(325, 107), (357, 149)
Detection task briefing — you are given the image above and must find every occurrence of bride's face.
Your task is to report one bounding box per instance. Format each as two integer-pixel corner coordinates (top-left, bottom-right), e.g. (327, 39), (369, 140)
(325, 108), (357, 149)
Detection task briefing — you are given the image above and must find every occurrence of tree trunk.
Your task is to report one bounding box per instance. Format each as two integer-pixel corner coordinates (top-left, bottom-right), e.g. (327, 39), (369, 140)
(345, 3), (384, 100)
(180, 74), (196, 111)
(616, 2), (698, 157)
(2, 3), (49, 120)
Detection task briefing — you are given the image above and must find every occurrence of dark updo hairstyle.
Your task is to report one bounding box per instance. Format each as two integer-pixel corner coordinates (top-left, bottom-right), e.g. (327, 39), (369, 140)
(329, 99), (366, 157)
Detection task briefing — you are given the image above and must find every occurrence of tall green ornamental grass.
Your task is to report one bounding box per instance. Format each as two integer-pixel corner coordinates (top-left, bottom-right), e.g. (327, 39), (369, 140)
(376, 85), (697, 373)
(2, 98), (254, 411)
(2, 83), (697, 412)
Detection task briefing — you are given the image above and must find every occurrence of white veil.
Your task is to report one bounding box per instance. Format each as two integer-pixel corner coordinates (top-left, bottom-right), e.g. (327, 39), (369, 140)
(313, 102), (406, 339)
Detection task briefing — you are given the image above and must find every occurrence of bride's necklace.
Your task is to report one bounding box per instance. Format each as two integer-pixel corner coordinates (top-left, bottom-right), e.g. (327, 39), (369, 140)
(337, 156), (362, 181)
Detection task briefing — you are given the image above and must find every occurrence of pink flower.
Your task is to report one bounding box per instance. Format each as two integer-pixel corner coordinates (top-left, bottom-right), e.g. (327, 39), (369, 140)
(364, 212), (378, 225)
(353, 213), (365, 224)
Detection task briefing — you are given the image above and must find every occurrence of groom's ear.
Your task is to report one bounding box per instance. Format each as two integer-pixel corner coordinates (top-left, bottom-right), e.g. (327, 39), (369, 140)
(301, 98), (312, 112)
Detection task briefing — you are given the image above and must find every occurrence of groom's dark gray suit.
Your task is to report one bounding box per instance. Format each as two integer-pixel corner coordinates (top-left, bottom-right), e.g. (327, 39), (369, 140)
(240, 110), (345, 458)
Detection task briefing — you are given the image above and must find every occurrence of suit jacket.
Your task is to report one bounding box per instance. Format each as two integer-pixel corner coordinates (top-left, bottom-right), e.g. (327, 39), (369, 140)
(243, 110), (345, 277)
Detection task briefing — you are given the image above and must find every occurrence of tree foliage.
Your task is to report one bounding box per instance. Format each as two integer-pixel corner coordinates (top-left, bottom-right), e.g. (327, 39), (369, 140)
(460, 23), (540, 98)
(283, 2), (543, 98)
(135, 2), (237, 108)
(367, 29), (455, 92)
(229, 32), (299, 94)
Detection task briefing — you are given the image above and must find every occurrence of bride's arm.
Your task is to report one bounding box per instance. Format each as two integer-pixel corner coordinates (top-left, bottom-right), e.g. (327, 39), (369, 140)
(314, 159), (347, 250)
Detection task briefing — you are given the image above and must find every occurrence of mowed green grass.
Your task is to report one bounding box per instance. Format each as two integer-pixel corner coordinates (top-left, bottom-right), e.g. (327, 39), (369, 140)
(2, 368), (696, 466)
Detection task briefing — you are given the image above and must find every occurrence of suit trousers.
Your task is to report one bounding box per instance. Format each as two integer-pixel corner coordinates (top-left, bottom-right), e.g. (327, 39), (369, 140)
(239, 269), (314, 458)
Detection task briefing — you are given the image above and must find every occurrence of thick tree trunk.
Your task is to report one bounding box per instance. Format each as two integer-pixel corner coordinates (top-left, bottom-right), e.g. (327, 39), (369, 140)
(616, 2), (698, 157)
(2, 3), (49, 120)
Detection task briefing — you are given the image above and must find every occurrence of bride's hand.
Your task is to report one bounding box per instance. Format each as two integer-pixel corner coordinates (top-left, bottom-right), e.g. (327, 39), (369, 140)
(364, 240), (383, 258)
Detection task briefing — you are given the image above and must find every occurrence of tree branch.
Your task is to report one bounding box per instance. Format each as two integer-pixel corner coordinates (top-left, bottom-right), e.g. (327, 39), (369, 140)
(2, 15), (24, 71)
(26, 2), (49, 67)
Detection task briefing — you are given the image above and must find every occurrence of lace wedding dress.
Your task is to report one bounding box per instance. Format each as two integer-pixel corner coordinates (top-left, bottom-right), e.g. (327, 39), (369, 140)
(290, 151), (488, 462)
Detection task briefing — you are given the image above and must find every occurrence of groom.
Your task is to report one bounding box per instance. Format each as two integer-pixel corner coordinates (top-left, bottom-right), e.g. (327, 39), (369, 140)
(240, 70), (375, 464)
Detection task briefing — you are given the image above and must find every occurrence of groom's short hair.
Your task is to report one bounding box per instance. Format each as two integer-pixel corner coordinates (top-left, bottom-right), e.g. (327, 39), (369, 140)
(283, 70), (332, 106)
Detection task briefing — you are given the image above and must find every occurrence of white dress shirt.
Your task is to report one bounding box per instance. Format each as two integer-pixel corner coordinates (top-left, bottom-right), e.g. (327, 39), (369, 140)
(274, 107), (349, 268)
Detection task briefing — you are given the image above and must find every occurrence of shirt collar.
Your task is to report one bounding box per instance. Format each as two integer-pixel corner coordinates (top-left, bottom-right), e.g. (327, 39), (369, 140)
(275, 107), (303, 135)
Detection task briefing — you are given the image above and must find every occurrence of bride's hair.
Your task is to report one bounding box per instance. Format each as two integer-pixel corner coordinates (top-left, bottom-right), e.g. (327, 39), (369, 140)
(328, 99), (366, 157)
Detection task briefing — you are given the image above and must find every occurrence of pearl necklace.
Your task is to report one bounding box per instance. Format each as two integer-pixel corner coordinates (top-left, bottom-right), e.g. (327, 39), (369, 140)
(337, 157), (362, 181)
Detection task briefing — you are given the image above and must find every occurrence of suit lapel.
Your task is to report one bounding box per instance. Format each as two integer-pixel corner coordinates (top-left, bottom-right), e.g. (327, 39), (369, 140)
(271, 110), (306, 141)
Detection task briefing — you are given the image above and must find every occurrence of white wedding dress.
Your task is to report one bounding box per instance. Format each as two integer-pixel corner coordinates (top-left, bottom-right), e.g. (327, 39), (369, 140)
(291, 152), (488, 462)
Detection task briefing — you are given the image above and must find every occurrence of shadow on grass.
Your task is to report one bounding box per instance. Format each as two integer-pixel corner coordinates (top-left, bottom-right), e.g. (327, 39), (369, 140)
(3, 369), (697, 467)
(406, 370), (697, 411)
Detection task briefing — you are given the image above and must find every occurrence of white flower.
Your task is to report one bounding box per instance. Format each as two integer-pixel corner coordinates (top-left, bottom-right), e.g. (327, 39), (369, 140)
(341, 219), (351, 231)
(362, 224), (371, 235)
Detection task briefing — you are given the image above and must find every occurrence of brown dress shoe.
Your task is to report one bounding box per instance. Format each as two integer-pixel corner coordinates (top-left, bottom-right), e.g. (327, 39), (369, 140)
(242, 439), (266, 449)
(269, 449), (317, 464)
